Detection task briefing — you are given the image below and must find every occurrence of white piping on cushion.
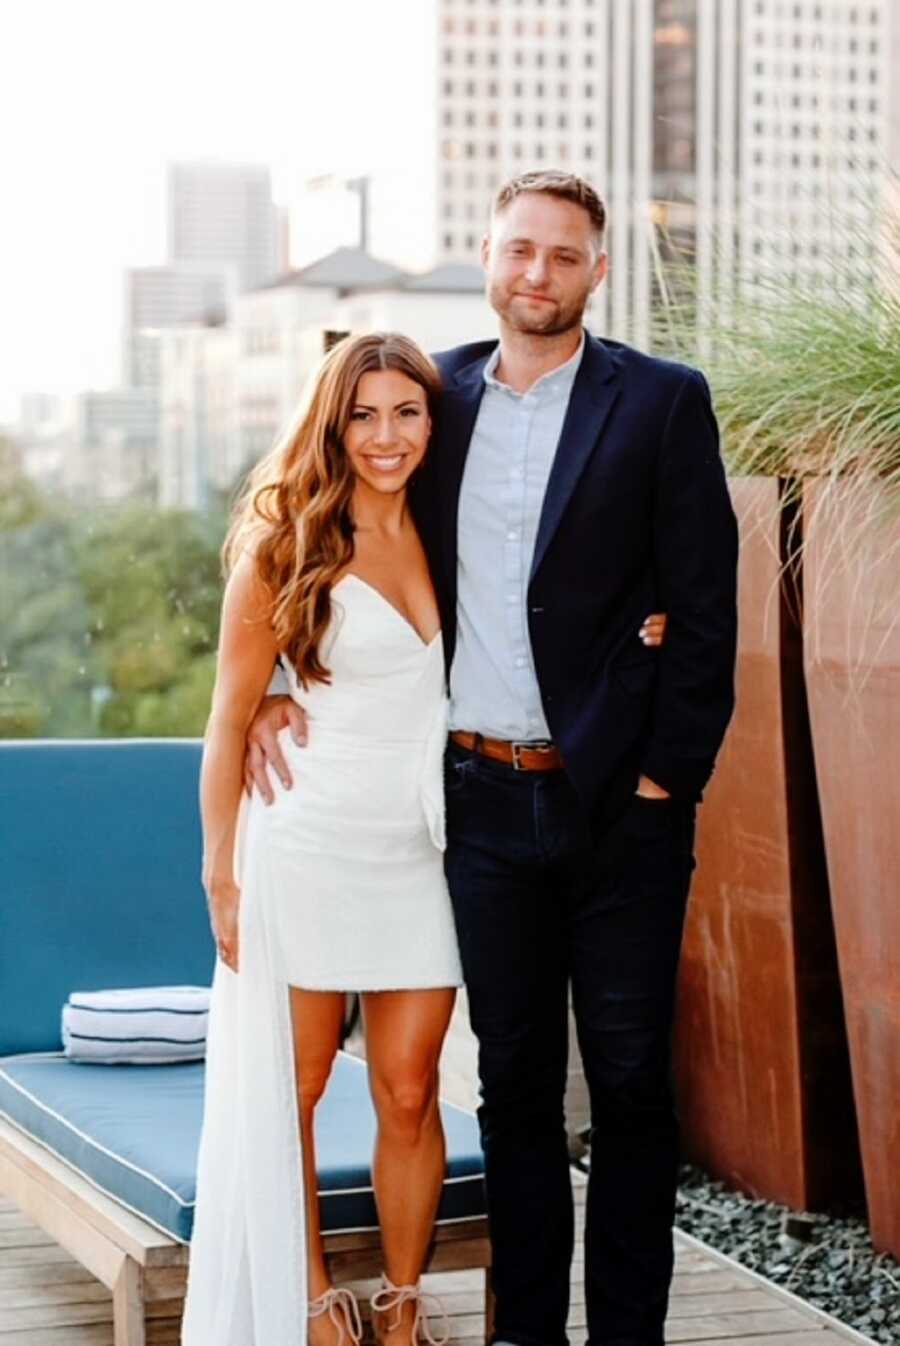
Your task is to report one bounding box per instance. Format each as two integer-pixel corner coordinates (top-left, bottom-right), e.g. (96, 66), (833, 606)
(0, 1064), (193, 1207)
(0, 1103), (192, 1245)
(319, 1172), (483, 1196)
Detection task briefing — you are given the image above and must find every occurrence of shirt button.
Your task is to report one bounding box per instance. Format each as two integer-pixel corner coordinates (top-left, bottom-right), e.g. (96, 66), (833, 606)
(515, 656), (526, 668)
(507, 530), (518, 541)
(511, 467), (523, 480)
(507, 594), (517, 604)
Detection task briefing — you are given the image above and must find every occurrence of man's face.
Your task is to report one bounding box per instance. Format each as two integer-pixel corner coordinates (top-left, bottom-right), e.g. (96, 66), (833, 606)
(482, 192), (608, 336)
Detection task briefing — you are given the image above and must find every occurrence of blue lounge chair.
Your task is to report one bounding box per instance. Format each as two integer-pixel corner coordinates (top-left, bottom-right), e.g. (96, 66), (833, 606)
(0, 740), (491, 1346)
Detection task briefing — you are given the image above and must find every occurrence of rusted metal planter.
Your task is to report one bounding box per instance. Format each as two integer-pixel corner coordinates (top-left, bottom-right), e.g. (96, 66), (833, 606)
(803, 479), (900, 1256)
(673, 477), (861, 1211)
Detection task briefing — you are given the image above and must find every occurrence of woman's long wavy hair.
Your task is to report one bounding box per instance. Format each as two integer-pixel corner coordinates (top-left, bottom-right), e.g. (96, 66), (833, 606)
(223, 332), (442, 688)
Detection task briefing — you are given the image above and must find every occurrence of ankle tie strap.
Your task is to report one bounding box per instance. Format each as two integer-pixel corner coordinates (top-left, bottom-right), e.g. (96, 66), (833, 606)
(308, 1286), (363, 1345)
(371, 1275), (450, 1346)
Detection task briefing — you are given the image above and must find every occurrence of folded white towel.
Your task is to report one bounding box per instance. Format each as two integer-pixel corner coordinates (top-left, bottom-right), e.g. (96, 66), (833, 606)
(61, 986), (211, 1064)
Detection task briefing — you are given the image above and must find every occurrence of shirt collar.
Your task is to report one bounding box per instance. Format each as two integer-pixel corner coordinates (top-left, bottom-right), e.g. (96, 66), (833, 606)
(483, 329), (586, 399)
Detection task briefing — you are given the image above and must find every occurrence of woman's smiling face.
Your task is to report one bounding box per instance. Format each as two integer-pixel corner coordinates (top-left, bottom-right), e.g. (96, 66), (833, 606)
(343, 368), (432, 496)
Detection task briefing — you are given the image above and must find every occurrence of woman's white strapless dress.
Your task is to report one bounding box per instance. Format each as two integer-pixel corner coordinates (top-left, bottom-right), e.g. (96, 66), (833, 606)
(181, 574), (462, 1346)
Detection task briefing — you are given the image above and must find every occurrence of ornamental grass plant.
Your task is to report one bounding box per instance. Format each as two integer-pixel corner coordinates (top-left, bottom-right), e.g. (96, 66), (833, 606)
(648, 187), (900, 629)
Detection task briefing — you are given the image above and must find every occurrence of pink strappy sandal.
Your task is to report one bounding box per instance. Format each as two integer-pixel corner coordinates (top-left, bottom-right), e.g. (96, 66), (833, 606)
(308, 1285), (363, 1345)
(370, 1274), (451, 1345)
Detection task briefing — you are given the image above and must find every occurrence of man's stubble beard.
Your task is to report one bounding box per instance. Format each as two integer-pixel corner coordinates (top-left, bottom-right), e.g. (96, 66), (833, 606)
(489, 279), (589, 339)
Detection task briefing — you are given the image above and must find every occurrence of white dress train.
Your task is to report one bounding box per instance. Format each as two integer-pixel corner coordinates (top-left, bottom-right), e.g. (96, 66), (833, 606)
(181, 575), (462, 1345)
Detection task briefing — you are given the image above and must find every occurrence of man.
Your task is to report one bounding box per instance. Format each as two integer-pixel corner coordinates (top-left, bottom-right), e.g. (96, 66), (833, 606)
(247, 171), (738, 1346)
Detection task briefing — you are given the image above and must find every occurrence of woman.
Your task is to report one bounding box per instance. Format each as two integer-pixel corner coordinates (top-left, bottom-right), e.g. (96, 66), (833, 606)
(182, 332), (668, 1346)
(183, 333), (460, 1346)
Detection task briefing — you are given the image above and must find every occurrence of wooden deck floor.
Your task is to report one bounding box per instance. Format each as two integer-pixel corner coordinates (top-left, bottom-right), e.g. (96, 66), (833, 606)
(0, 1174), (874, 1346)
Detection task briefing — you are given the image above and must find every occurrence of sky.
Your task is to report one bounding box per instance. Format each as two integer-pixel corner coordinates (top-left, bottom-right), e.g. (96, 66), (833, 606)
(1, 0), (435, 420)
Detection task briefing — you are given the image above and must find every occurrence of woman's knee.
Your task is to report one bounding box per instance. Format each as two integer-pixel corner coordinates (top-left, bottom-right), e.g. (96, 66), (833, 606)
(295, 1060), (333, 1117)
(370, 1066), (438, 1140)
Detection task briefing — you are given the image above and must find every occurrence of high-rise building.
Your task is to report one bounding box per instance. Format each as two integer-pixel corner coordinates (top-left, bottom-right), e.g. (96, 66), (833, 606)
(124, 264), (235, 389)
(434, 0), (894, 342)
(68, 389), (160, 501)
(167, 162), (280, 293)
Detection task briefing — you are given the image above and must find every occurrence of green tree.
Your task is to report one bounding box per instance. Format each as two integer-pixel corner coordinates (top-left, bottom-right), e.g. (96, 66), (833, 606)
(1, 457), (228, 739)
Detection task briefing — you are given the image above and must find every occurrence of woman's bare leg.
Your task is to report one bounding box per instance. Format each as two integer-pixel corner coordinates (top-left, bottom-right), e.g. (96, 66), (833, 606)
(363, 988), (456, 1343)
(289, 987), (347, 1344)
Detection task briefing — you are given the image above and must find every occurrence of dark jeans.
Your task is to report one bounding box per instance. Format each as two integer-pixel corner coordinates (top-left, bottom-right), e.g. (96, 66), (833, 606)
(443, 742), (696, 1346)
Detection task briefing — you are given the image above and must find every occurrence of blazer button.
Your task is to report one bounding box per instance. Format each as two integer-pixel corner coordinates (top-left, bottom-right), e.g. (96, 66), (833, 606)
(530, 605), (545, 615)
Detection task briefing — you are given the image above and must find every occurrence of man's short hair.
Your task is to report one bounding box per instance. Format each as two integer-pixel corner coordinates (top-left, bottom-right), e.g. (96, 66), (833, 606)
(491, 170), (607, 248)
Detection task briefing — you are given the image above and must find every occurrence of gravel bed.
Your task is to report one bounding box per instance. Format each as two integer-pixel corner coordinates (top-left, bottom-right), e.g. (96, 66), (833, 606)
(674, 1163), (899, 1345)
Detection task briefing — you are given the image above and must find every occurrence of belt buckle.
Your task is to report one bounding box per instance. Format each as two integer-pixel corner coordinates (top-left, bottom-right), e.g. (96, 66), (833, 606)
(511, 739), (552, 771)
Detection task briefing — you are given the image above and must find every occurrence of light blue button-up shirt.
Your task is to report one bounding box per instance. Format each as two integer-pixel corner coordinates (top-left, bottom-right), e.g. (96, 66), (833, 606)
(448, 333), (585, 740)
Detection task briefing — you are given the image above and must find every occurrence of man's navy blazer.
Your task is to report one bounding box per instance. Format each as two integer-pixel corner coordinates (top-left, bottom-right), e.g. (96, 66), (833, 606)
(412, 332), (739, 832)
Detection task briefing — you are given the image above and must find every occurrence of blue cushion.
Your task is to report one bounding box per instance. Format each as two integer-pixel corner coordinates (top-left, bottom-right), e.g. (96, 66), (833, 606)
(0, 1051), (486, 1243)
(0, 740), (213, 1056)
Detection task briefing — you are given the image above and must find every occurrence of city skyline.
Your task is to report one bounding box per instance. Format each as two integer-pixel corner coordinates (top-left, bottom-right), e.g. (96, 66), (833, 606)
(0, 0), (434, 421)
(3, 0), (899, 425)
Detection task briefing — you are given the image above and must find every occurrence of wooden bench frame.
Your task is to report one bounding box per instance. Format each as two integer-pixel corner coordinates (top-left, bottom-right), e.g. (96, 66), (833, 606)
(0, 1115), (494, 1345)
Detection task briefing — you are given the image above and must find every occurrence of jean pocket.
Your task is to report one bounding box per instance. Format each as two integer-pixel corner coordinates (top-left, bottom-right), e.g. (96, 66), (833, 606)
(443, 755), (474, 795)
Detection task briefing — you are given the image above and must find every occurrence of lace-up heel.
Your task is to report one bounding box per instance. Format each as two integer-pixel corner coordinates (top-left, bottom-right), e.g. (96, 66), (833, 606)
(308, 1286), (363, 1345)
(370, 1274), (450, 1346)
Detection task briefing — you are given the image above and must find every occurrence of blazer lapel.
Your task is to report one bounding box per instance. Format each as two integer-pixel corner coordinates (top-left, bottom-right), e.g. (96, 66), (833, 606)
(530, 337), (621, 581)
(436, 355), (490, 585)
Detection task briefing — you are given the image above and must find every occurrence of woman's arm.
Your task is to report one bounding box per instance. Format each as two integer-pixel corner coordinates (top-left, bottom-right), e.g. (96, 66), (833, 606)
(201, 552), (279, 971)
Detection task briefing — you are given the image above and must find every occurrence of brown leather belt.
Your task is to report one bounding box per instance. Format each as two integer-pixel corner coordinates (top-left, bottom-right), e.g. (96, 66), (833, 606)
(450, 731), (564, 772)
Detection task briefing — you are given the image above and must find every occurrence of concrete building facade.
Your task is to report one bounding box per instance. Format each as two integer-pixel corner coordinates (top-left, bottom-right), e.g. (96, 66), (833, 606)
(433, 0), (895, 341)
(167, 162), (280, 293)
(123, 264), (235, 391)
(67, 389), (160, 502)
